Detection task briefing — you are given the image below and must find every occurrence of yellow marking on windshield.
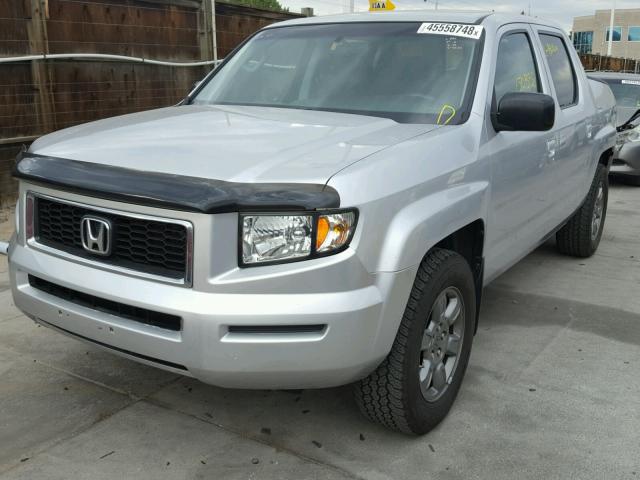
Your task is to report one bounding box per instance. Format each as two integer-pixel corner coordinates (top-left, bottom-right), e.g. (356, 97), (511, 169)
(437, 104), (457, 125)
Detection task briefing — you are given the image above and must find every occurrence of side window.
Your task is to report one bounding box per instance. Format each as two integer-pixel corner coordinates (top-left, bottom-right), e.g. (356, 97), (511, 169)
(539, 34), (578, 108)
(494, 32), (541, 105)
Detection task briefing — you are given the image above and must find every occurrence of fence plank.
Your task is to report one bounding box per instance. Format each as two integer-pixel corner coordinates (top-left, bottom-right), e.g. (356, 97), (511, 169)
(27, 0), (57, 134)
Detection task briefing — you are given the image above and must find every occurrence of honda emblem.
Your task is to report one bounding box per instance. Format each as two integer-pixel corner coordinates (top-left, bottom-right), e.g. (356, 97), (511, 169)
(80, 216), (112, 256)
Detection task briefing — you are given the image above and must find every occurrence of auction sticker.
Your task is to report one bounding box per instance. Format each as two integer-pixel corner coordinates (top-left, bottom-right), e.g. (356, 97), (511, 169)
(622, 79), (640, 86)
(417, 23), (484, 40)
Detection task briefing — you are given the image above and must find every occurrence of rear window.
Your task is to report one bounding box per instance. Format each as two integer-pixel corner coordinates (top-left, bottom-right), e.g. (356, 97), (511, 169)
(603, 80), (640, 108)
(539, 34), (578, 108)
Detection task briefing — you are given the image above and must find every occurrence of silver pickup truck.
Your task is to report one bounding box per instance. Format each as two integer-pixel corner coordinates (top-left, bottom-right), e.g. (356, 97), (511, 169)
(4, 12), (616, 434)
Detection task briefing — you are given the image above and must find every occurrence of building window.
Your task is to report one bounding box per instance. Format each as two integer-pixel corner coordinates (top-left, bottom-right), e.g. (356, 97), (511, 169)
(629, 26), (640, 42)
(572, 31), (593, 54)
(606, 26), (622, 42)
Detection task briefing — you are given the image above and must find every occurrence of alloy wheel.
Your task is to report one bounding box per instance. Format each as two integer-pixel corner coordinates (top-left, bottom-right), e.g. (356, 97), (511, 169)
(419, 286), (465, 402)
(591, 183), (604, 243)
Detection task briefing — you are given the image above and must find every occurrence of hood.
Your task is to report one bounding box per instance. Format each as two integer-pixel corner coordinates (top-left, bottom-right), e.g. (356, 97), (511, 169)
(31, 105), (437, 184)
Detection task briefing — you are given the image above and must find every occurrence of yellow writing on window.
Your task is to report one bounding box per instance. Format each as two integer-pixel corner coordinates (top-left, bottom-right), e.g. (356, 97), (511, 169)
(544, 43), (559, 56)
(516, 72), (537, 92)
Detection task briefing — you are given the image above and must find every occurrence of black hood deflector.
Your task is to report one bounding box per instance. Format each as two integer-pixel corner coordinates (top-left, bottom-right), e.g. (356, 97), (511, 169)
(14, 153), (340, 213)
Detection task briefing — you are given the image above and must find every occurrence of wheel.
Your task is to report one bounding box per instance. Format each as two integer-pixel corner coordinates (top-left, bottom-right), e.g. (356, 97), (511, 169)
(354, 248), (475, 435)
(556, 164), (608, 258)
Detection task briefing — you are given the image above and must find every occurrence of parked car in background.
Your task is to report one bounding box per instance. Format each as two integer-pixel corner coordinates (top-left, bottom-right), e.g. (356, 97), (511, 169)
(589, 72), (640, 185)
(5, 12), (616, 435)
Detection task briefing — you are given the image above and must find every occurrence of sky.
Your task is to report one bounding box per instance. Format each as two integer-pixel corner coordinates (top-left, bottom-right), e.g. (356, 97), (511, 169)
(280, 0), (639, 34)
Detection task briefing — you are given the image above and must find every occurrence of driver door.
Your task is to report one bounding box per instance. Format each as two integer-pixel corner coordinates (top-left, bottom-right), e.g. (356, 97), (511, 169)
(482, 25), (557, 282)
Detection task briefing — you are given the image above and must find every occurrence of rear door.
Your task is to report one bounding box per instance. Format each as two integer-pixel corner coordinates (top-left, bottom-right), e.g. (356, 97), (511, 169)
(531, 27), (592, 232)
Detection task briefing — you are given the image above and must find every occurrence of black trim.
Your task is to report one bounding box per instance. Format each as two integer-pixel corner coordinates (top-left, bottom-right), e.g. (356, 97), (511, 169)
(238, 208), (358, 267)
(473, 258), (484, 334)
(29, 275), (182, 331)
(14, 153), (340, 213)
(36, 319), (188, 371)
(228, 324), (326, 334)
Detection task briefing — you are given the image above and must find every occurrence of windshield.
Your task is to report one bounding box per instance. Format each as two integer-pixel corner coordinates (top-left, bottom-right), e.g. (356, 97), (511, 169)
(603, 79), (640, 108)
(192, 22), (483, 124)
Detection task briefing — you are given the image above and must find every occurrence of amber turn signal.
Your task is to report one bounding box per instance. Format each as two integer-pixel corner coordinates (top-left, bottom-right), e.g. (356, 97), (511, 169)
(315, 212), (357, 253)
(316, 217), (330, 250)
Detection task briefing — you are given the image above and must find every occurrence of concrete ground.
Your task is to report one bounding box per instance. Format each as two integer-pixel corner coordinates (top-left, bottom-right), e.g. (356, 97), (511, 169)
(0, 183), (638, 480)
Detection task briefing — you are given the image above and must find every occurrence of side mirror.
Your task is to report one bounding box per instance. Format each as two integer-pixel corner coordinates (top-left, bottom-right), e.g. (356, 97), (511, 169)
(492, 92), (555, 132)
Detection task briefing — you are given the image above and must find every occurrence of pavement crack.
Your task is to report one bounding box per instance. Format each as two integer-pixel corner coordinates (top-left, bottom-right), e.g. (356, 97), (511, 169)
(22, 358), (142, 400)
(145, 397), (367, 480)
(0, 400), (140, 476)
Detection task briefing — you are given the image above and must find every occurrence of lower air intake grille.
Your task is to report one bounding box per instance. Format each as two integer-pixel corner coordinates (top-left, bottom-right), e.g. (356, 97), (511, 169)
(29, 275), (182, 332)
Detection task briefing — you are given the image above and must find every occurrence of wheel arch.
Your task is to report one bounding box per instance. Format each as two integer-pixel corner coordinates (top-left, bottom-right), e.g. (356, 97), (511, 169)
(368, 182), (489, 359)
(375, 181), (489, 274)
(433, 219), (485, 330)
(599, 147), (614, 169)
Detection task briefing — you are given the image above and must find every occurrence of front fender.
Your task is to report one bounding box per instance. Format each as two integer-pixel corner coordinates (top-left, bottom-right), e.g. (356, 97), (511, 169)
(376, 181), (489, 273)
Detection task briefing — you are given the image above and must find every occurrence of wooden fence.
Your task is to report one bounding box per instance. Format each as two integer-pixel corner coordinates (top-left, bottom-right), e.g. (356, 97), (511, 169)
(579, 53), (640, 73)
(0, 0), (302, 207)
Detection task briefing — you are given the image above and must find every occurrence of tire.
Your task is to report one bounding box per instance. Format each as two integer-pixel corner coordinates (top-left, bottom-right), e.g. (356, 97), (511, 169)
(556, 164), (608, 258)
(354, 248), (476, 435)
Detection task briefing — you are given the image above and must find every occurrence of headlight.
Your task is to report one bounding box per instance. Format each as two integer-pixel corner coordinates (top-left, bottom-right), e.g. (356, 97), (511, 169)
(241, 210), (357, 266)
(618, 124), (640, 145)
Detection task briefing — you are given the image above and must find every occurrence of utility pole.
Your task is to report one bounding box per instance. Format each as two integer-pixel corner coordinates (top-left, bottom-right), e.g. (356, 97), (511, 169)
(435, 0), (438, 10)
(200, 0), (218, 69)
(607, 0), (616, 57)
(349, 0), (354, 13)
(210, 0), (218, 64)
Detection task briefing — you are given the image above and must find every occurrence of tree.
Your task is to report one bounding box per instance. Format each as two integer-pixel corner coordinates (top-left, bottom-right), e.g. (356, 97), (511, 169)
(226, 0), (289, 12)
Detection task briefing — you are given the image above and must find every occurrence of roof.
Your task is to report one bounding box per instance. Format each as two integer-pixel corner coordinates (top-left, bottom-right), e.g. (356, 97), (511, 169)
(267, 10), (566, 33)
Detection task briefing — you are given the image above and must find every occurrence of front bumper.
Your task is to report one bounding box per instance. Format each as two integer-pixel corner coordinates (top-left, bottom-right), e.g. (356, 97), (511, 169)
(8, 187), (416, 389)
